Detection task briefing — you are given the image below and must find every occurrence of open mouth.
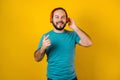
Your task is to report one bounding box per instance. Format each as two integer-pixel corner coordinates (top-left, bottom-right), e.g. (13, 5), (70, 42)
(52, 21), (66, 30)
(56, 21), (64, 25)
(56, 21), (64, 27)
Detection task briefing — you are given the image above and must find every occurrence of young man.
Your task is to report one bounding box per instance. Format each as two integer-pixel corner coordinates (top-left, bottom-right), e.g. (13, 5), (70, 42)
(34, 7), (92, 80)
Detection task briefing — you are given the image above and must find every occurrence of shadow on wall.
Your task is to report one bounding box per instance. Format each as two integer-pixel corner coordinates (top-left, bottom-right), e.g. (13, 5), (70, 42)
(75, 7), (120, 80)
(75, 12), (101, 80)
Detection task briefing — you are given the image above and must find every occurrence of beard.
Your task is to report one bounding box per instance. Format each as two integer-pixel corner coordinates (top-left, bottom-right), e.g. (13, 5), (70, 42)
(52, 21), (67, 31)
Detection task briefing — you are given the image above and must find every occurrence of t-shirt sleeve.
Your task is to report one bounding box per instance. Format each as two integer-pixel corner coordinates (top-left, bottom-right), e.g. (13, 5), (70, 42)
(73, 32), (81, 44)
(37, 34), (44, 50)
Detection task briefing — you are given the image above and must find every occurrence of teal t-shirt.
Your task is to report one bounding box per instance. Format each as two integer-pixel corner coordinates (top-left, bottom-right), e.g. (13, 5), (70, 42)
(37, 30), (80, 80)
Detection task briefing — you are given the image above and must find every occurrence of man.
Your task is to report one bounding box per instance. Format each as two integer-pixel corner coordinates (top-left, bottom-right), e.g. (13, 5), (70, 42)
(34, 7), (92, 80)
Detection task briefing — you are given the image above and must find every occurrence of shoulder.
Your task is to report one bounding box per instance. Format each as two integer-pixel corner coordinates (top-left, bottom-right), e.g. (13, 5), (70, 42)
(64, 30), (76, 35)
(64, 30), (72, 33)
(42, 30), (53, 36)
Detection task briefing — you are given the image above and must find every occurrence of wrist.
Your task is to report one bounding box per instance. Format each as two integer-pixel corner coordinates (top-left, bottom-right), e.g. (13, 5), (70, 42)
(72, 26), (79, 31)
(41, 45), (47, 50)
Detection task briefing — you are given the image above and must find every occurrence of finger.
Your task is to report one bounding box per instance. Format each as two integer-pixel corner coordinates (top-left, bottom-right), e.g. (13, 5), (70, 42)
(46, 39), (51, 43)
(46, 35), (49, 39)
(43, 35), (49, 41)
(43, 40), (51, 43)
(47, 40), (51, 44)
(43, 35), (46, 41)
(47, 43), (51, 46)
(45, 39), (50, 42)
(43, 39), (50, 42)
(46, 41), (51, 45)
(47, 42), (51, 45)
(44, 35), (49, 40)
(44, 41), (51, 46)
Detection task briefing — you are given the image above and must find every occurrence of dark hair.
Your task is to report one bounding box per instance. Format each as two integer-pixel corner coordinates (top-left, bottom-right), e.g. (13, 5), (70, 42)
(51, 7), (68, 19)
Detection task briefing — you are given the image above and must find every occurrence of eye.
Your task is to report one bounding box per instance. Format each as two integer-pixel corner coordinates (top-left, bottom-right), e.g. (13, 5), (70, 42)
(61, 16), (66, 19)
(55, 15), (59, 19)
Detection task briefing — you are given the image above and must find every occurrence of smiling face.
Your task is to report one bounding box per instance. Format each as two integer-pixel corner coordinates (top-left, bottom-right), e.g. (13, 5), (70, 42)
(52, 9), (67, 31)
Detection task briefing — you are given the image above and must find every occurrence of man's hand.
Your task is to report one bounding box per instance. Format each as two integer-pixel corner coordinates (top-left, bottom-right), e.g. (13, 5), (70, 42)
(68, 18), (92, 47)
(68, 18), (78, 30)
(34, 35), (51, 62)
(42, 35), (51, 49)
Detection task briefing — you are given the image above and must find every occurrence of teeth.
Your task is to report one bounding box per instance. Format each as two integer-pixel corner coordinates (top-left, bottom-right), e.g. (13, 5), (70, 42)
(58, 23), (62, 25)
(57, 24), (63, 28)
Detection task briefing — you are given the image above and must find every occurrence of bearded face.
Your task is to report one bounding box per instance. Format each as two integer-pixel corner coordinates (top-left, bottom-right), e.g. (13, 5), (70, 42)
(52, 10), (67, 31)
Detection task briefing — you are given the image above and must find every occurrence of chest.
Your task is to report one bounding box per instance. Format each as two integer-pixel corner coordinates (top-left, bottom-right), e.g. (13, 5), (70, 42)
(48, 34), (75, 50)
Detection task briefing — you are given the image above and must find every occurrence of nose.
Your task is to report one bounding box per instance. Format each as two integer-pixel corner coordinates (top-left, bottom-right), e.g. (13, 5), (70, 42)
(58, 17), (62, 21)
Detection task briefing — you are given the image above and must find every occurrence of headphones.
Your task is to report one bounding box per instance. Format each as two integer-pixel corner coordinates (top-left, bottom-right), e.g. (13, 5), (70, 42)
(50, 7), (70, 23)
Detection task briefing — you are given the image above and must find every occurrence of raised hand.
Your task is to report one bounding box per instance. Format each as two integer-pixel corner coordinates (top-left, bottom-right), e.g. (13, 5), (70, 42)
(68, 18), (78, 30)
(42, 35), (51, 49)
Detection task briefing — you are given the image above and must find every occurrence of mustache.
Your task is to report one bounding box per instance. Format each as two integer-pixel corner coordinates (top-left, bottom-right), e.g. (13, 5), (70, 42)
(56, 21), (64, 24)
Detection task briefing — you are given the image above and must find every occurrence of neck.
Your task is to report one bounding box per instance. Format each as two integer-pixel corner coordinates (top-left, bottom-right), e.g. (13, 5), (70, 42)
(53, 29), (65, 33)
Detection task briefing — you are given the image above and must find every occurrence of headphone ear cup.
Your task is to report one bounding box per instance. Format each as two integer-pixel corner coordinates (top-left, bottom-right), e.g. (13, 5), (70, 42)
(67, 18), (70, 23)
(50, 12), (53, 23)
(50, 18), (52, 23)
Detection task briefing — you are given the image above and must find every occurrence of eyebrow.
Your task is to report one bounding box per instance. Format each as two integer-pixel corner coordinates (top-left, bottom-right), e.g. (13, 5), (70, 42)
(54, 15), (66, 17)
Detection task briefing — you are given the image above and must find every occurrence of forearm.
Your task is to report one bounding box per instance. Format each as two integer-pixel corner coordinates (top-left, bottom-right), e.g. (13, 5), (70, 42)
(34, 46), (46, 62)
(73, 26), (92, 46)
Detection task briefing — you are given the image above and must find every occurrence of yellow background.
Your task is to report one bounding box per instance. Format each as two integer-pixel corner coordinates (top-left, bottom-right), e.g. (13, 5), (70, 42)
(0, 0), (120, 80)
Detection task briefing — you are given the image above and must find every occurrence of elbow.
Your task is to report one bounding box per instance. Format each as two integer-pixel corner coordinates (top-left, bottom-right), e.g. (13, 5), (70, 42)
(34, 57), (42, 62)
(82, 43), (92, 47)
(34, 55), (43, 62)
(80, 40), (92, 47)
(87, 41), (92, 47)
(34, 50), (43, 62)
